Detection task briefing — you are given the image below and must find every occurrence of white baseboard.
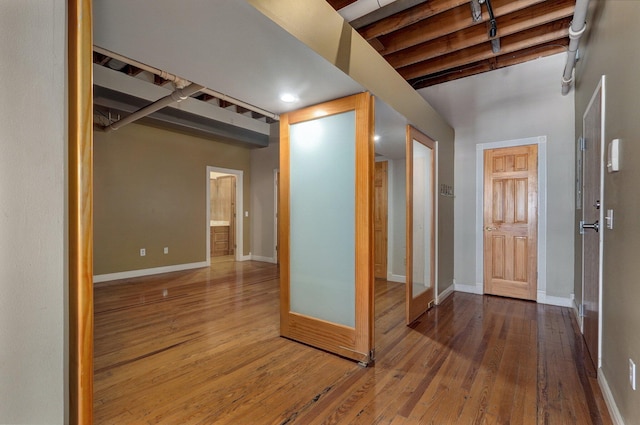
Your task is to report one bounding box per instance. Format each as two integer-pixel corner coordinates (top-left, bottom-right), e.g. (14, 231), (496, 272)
(454, 281), (483, 295)
(251, 255), (276, 264)
(93, 261), (208, 283)
(536, 290), (573, 307)
(598, 369), (625, 425)
(436, 283), (455, 304)
(238, 254), (252, 262)
(387, 274), (406, 284)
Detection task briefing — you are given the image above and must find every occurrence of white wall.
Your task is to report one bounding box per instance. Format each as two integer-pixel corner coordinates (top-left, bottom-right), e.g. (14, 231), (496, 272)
(0, 1), (66, 423)
(421, 53), (575, 298)
(250, 124), (280, 262)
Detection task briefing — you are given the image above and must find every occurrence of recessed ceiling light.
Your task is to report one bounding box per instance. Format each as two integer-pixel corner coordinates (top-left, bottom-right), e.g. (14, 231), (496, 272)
(280, 93), (298, 103)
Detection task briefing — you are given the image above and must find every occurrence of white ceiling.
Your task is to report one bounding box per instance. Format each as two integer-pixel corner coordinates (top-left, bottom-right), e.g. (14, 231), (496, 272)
(93, 0), (364, 116)
(93, 0), (409, 158)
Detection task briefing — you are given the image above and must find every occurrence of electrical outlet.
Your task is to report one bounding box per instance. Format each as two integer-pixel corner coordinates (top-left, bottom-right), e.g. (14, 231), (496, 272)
(630, 359), (636, 390)
(164, 247), (169, 254)
(140, 248), (146, 257)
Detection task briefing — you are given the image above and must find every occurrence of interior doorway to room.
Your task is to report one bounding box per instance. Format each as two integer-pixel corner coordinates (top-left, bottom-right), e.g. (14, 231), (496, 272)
(483, 144), (538, 301)
(207, 167), (243, 262)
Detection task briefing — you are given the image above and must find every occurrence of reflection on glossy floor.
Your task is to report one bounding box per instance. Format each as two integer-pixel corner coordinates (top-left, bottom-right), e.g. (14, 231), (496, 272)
(94, 261), (612, 424)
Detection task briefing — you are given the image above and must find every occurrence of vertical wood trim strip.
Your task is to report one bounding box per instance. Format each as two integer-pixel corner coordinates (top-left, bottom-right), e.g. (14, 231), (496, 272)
(279, 113), (291, 336)
(69, 0), (94, 423)
(354, 92), (374, 355)
(406, 126), (436, 324)
(405, 126), (414, 324)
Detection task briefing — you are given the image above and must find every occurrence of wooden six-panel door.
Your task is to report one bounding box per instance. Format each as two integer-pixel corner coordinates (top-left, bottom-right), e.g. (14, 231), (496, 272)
(374, 161), (388, 279)
(484, 145), (538, 300)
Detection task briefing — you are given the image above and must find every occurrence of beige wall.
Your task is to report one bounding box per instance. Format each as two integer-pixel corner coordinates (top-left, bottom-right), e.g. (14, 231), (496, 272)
(94, 123), (252, 275)
(574, 1), (640, 422)
(0, 1), (66, 423)
(250, 124), (280, 261)
(437, 138), (455, 296)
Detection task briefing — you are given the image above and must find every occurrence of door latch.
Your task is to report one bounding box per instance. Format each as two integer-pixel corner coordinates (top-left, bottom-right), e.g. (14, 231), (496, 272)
(580, 220), (599, 234)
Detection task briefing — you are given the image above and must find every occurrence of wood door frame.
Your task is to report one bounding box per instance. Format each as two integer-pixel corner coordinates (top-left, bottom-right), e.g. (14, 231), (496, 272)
(279, 92), (374, 364)
(475, 136), (547, 302)
(274, 168), (279, 264)
(69, 0), (94, 422)
(580, 76), (606, 368)
(405, 126), (437, 324)
(206, 166), (244, 262)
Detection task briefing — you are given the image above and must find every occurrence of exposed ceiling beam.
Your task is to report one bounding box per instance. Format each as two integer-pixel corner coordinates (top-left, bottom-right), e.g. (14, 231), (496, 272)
(410, 41), (568, 88)
(373, 0), (545, 55)
(350, 0), (428, 29)
(326, 0), (358, 10)
(398, 20), (570, 80)
(358, 0), (469, 40)
(386, 0), (575, 68)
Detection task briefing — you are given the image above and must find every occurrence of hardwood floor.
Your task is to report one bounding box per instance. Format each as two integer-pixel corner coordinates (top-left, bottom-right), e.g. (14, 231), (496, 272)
(94, 261), (612, 424)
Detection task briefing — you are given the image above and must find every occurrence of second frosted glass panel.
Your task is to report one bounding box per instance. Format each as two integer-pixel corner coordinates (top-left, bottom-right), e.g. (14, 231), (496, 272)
(412, 139), (433, 298)
(289, 111), (356, 328)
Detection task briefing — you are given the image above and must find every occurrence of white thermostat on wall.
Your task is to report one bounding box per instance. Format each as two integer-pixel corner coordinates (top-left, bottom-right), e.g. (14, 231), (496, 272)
(607, 138), (620, 173)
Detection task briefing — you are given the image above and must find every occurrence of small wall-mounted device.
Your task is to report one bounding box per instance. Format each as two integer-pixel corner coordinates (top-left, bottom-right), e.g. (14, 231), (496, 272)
(607, 139), (620, 173)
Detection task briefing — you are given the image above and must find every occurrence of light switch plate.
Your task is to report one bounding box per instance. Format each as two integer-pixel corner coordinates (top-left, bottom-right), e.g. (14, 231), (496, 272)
(606, 209), (614, 230)
(608, 139), (620, 172)
(630, 359), (636, 390)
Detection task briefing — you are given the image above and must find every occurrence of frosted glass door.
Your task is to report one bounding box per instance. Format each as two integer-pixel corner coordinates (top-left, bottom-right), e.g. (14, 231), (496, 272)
(280, 93), (374, 364)
(289, 111), (356, 326)
(406, 126), (436, 325)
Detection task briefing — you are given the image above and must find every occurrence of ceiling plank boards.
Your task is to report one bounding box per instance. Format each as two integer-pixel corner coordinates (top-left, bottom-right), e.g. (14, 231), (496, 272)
(376, 0), (546, 55)
(410, 41), (568, 88)
(386, 0), (575, 69)
(358, 0), (470, 40)
(329, 0), (575, 86)
(397, 19), (570, 80)
(327, 0), (358, 10)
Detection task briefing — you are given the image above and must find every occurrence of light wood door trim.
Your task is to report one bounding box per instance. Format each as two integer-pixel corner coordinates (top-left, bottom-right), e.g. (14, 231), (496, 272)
(374, 161), (388, 279)
(483, 145), (538, 300)
(405, 126), (436, 325)
(69, 0), (94, 422)
(280, 92), (374, 363)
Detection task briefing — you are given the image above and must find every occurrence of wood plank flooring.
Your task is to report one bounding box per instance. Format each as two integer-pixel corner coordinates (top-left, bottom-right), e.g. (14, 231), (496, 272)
(94, 261), (612, 424)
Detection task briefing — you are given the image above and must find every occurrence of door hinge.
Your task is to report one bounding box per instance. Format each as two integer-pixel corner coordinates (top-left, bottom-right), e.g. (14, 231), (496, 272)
(579, 303), (586, 317)
(579, 137), (586, 151)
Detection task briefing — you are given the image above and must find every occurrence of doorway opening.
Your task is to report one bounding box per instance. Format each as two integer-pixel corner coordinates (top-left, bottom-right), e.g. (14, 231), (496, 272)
(474, 136), (548, 300)
(207, 166), (243, 263)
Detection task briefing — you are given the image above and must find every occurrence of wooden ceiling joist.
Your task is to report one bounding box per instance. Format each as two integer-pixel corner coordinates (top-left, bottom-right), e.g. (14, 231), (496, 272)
(375, 0), (546, 55)
(358, 0), (470, 40)
(328, 0), (578, 86)
(398, 20), (570, 80)
(386, 0), (575, 69)
(410, 40), (568, 89)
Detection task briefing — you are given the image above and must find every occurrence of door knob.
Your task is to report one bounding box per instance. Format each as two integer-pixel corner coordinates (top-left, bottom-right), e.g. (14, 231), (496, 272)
(484, 226), (497, 231)
(580, 220), (599, 234)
